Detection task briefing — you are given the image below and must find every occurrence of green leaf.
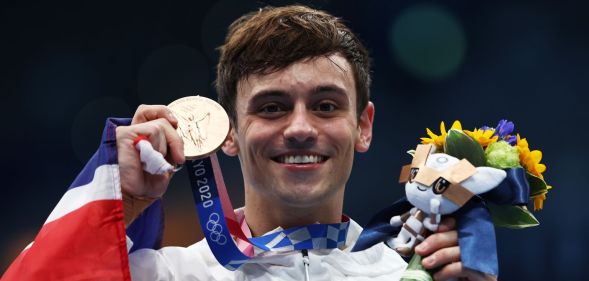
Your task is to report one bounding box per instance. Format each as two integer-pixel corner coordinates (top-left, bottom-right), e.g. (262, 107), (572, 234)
(488, 204), (539, 229)
(443, 129), (486, 166)
(401, 254), (433, 281)
(527, 172), (548, 197)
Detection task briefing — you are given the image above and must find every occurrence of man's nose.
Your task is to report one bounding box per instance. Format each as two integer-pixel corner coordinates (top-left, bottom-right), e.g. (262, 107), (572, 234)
(283, 106), (317, 146)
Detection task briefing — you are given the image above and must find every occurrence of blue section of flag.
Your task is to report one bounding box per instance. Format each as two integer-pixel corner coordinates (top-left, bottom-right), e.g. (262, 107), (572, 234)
(69, 118), (131, 190)
(127, 200), (165, 252)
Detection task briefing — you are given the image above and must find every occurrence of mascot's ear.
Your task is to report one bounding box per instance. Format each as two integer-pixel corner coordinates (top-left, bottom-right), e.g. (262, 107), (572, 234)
(460, 167), (507, 195)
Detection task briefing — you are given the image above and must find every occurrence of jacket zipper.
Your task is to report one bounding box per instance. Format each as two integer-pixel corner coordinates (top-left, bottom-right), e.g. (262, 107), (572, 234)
(302, 249), (311, 281)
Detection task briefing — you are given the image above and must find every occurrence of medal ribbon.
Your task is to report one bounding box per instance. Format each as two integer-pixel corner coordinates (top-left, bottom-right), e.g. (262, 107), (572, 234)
(186, 154), (350, 270)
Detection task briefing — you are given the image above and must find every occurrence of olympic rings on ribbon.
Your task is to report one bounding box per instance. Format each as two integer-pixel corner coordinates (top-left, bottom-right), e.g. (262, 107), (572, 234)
(206, 213), (227, 245)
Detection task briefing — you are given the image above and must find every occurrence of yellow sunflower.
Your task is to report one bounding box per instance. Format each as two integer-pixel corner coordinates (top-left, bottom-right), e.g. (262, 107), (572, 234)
(464, 128), (498, 148)
(420, 120), (462, 150)
(516, 134), (547, 179)
(516, 134), (552, 211)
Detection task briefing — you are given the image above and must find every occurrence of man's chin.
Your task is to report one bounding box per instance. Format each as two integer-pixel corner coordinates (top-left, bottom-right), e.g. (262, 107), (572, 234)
(275, 184), (333, 208)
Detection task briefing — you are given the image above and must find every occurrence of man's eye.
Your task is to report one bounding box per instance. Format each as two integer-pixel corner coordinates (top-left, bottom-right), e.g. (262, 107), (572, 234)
(259, 103), (285, 115)
(315, 102), (336, 112)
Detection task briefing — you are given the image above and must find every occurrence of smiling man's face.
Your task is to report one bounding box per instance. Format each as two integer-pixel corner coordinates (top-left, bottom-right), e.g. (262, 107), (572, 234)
(222, 53), (374, 210)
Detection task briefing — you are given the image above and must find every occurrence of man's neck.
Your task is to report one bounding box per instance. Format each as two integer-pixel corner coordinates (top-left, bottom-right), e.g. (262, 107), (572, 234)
(243, 188), (345, 237)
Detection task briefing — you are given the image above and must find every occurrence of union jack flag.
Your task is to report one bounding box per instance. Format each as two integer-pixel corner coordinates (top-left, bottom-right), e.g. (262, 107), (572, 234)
(2, 118), (163, 280)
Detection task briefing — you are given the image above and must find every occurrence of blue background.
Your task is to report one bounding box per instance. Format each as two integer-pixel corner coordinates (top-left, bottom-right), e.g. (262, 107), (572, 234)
(1, 0), (587, 279)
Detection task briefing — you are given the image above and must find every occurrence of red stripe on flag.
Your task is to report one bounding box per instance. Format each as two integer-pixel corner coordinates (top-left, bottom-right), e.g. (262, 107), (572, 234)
(2, 200), (130, 281)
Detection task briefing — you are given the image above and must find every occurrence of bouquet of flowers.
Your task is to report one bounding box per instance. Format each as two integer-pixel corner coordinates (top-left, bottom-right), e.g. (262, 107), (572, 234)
(351, 119), (553, 281)
(420, 119), (551, 226)
(352, 117), (551, 281)
(395, 119), (552, 281)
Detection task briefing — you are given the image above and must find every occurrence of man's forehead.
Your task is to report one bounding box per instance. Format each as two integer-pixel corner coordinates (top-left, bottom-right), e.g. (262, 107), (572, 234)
(236, 54), (356, 99)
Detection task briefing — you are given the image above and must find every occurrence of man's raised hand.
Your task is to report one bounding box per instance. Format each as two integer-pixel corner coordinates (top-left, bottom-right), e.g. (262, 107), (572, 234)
(116, 105), (185, 200)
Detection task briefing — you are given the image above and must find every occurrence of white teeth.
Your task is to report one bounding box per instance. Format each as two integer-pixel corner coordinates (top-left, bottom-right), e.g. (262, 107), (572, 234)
(281, 155), (323, 164)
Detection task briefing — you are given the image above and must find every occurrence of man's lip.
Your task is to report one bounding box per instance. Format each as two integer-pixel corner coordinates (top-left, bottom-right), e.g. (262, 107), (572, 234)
(279, 162), (324, 172)
(270, 152), (329, 165)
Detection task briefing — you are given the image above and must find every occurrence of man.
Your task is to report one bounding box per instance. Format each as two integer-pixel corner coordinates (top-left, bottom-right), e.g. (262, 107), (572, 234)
(117, 5), (494, 280)
(5, 5), (493, 281)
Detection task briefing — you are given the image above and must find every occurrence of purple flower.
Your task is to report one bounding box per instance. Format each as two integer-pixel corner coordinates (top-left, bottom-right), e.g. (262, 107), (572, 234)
(494, 119), (515, 139)
(480, 125), (493, 132)
(506, 135), (517, 145)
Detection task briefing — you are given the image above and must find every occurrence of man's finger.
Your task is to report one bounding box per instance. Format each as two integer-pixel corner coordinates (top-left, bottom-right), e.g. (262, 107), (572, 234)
(132, 104), (178, 127)
(120, 118), (184, 165)
(415, 230), (458, 256)
(155, 118), (185, 165)
(433, 262), (496, 281)
(421, 246), (460, 269)
(433, 261), (463, 281)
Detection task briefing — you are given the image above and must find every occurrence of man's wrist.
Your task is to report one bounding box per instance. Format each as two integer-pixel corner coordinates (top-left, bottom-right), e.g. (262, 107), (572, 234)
(122, 190), (157, 227)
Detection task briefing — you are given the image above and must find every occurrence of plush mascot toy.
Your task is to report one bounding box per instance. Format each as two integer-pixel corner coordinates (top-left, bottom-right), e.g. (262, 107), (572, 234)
(388, 144), (505, 256)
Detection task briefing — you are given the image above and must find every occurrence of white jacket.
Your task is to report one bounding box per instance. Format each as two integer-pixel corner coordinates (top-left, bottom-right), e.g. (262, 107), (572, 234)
(129, 218), (407, 281)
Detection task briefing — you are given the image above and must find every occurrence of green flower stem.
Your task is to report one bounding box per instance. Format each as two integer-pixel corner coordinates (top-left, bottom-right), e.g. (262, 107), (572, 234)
(401, 254), (434, 281)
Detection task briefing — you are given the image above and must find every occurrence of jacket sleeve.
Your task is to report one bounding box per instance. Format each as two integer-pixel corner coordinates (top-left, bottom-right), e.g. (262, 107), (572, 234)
(129, 240), (218, 281)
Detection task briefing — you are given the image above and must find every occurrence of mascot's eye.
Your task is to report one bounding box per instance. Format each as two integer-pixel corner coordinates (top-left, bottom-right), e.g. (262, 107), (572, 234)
(433, 177), (450, 194)
(409, 168), (419, 182)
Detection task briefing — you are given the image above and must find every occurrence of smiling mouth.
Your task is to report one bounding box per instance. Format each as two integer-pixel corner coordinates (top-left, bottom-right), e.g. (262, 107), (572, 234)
(272, 154), (328, 164)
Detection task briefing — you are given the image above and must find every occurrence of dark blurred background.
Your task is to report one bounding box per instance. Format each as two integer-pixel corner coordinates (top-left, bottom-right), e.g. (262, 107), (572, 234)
(1, 0), (587, 279)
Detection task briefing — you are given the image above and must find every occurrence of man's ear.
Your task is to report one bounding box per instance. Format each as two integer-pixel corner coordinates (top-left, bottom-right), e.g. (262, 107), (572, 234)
(221, 127), (239, 156)
(355, 101), (375, 153)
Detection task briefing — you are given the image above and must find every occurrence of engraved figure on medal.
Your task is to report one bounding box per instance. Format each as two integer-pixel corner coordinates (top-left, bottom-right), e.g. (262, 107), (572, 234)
(177, 111), (211, 152)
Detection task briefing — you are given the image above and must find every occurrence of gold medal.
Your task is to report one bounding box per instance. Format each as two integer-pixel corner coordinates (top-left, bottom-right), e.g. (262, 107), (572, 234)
(168, 96), (230, 159)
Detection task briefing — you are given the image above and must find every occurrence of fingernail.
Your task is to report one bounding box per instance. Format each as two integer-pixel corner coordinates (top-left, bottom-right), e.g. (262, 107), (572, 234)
(168, 112), (177, 122)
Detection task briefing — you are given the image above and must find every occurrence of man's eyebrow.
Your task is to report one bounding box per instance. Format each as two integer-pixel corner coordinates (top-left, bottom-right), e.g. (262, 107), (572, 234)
(248, 90), (289, 105)
(313, 85), (348, 97)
